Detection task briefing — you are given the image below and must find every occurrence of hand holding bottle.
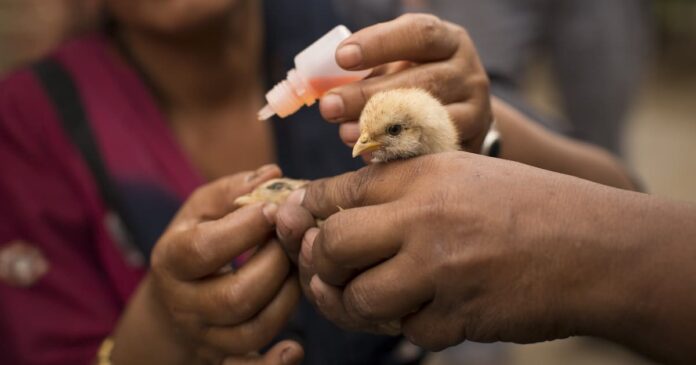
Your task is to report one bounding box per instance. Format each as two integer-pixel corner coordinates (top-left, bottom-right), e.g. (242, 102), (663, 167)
(320, 14), (494, 153)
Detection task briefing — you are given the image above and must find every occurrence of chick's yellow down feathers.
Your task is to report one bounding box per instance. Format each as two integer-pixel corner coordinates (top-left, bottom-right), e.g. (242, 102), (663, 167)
(235, 178), (327, 227)
(234, 178), (308, 206)
(352, 88), (459, 162)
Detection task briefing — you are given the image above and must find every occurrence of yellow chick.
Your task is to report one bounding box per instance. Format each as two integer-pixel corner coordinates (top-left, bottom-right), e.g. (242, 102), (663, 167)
(352, 88), (459, 162)
(235, 178), (308, 206)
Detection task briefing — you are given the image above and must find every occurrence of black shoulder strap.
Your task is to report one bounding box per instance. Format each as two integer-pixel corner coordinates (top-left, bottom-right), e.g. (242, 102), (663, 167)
(32, 59), (141, 253)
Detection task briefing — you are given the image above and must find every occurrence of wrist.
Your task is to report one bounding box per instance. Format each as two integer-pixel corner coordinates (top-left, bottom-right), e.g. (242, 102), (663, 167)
(555, 186), (667, 339)
(110, 275), (197, 365)
(529, 179), (646, 338)
(580, 195), (696, 362)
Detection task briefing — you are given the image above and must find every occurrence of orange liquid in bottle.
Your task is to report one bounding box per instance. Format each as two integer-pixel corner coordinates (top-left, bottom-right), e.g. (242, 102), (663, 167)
(309, 75), (365, 95)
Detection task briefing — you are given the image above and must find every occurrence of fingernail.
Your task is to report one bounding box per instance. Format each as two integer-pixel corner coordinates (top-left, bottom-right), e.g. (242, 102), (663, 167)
(276, 223), (288, 241)
(263, 203), (278, 224)
(256, 164), (277, 175)
(320, 93), (345, 121)
(301, 228), (318, 265)
(287, 189), (306, 206)
(336, 44), (363, 69)
(275, 211), (292, 241)
(246, 164), (277, 182)
(310, 275), (325, 306)
(339, 123), (361, 145)
(281, 347), (294, 365)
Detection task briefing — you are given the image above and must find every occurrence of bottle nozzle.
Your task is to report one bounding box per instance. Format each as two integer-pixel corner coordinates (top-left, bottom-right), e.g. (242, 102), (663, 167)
(257, 104), (276, 121)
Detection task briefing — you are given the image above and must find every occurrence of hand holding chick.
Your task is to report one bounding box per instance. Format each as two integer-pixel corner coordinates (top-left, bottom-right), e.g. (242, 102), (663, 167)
(279, 152), (647, 352)
(235, 178), (308, 206)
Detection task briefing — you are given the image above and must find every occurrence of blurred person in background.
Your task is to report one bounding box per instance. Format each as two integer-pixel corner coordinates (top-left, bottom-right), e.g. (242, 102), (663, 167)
(0, 0), (101, 75)
(0, 0), (639, 365)
(426, 0), (652, 154)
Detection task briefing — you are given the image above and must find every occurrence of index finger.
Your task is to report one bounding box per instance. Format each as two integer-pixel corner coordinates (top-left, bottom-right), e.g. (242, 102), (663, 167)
(336, 14), (459, 71)
(159, 203), (275, 279)
(176, 164), (282, 225)
(301, 162), (410, 219)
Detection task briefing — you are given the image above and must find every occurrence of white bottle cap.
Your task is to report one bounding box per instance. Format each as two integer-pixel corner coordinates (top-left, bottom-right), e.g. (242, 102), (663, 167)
(258, 69), (317, 120)
(258, 25), (370, 120)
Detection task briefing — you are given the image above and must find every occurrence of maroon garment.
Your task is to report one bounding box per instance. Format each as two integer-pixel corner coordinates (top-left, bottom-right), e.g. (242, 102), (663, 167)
(0, 35), (204, 364)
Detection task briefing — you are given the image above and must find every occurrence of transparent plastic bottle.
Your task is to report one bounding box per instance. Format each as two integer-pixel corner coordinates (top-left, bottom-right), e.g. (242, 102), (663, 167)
(258, 25), (371, 120)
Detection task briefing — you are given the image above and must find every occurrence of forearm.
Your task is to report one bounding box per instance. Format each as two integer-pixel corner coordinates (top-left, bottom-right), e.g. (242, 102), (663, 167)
(611, 195), (696, 364)
(563, 185), (696, 363)
(493, 97), (638, 190)
(108, 275), (195, 365)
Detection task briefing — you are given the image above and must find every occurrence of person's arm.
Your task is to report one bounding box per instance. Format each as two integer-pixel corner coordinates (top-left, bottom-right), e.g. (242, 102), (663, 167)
(575, 191), (696, 364)
(108, 275), (192, 365)
(276, 152), (696, 364)
(493, 97), (638, 190)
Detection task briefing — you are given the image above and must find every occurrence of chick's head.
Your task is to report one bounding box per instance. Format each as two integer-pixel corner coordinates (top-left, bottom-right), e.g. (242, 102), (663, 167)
(352, 88), (459, 163)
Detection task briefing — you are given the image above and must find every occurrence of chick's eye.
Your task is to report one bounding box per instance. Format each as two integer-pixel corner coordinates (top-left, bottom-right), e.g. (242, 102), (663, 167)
(387, 124), (403, 136)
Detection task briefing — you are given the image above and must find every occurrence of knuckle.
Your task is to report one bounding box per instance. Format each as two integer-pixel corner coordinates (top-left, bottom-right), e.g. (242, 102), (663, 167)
(442, 63), (465, 87)
(221, 284), (253, 321)
(355, 84), (370, 108)
(220, 178), (236, 202)
(221, 173), (250, 199)
(423, 335), (451, 352)
(419, 192), (449, 223)
(412, 14), (445, 50)
(412, 69), (440, 94)
(275, 216), (292, 242)
(149, 243), (168, 273)
(238, 322), (274, 352)
(403, 326), (450, 351)
(304, 179), (327, 212)
(151, 230), (197, 279)
(187, 225), (212, 269)
(344, 282), (380, 321)
(204, 329), (243, 355)
(468, 72), (491, 96)
(189, 185), (209, 203)
(452, 23), (470, 41)
(318, 215), (347, 265)
(345, 167), (373, 206)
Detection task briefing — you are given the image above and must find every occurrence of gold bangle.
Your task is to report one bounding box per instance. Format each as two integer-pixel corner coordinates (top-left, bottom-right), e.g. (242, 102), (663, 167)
(96, 337), (115, 365)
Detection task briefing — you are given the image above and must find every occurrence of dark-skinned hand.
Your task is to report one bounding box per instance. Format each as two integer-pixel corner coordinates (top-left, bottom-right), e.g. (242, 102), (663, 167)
(320, 13), (493, 153)
(149, 165), (303, 365)
(276, 152), (651, 351)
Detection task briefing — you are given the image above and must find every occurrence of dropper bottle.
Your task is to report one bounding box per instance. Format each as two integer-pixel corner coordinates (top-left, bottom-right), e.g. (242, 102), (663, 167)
(258, 25), (370, 120)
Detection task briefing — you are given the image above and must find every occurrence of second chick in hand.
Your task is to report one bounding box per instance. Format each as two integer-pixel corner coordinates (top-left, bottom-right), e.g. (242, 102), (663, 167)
(235, 178), (308, 206)
(352, 88), (460, 162)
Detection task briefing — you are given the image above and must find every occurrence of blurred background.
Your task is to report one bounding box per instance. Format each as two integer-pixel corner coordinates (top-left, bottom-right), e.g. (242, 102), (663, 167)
(1, 0), (694, 364)
(520, 0), (696, 204)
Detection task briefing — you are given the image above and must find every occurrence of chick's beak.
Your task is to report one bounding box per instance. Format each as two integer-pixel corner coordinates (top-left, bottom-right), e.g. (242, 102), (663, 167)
(352, 135), (382, 158)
